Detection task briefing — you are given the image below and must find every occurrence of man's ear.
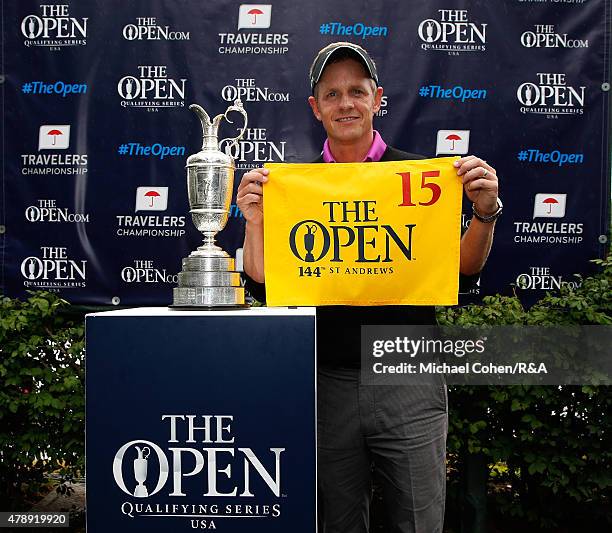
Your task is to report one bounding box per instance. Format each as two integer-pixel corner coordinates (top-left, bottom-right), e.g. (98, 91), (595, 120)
(372, 87), (383, 113)
(308, 95), (322, 122)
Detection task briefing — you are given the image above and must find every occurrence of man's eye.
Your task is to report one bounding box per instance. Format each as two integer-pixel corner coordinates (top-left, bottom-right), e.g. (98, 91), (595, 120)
(328, 91), (336, 97)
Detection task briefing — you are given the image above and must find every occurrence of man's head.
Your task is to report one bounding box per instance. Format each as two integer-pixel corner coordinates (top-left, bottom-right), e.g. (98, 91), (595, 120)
(308, 42), (383, 147)
(309, 42), (379, 96)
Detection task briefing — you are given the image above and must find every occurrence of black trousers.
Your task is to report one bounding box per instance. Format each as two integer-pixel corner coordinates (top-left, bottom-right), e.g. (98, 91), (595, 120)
(317, 367), (448, 533)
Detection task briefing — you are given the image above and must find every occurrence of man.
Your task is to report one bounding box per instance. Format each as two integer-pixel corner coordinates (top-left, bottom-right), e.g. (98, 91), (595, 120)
(237, 42), (500, 533)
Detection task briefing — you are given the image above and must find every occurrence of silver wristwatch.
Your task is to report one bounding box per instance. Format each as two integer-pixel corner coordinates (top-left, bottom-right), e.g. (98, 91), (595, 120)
(472, 197), (503, 223)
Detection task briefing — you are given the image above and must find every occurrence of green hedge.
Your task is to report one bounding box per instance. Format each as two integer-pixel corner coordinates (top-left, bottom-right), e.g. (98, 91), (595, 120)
(438, 254), (611, 529)
(0, 293), (85, 510)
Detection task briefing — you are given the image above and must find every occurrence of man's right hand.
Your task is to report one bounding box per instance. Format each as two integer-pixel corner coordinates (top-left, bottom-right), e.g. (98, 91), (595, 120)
(236, 167), (269, 226)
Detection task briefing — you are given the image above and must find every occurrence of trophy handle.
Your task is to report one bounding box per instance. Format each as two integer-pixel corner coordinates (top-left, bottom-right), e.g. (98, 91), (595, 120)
(220, 99), (248, 152)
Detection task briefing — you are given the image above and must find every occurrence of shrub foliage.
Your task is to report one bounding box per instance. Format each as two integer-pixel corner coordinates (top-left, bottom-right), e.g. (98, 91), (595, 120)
(438, 255), (612, 529)
(0, 292), (85, 509)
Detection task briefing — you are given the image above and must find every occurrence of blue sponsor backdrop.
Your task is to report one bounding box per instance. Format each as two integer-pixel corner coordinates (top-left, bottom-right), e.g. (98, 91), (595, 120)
(2, 0), (611, 305)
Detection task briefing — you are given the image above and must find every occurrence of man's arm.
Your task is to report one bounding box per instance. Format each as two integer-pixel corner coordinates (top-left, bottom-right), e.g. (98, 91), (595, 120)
(236, 167), (268, 283)
(454, 156), (500, 276)
(460, 218), (495, 275)
(243, 221), (265, 282)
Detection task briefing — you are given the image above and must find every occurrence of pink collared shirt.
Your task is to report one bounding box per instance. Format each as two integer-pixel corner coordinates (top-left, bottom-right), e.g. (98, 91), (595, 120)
(322, 130), (387, 163)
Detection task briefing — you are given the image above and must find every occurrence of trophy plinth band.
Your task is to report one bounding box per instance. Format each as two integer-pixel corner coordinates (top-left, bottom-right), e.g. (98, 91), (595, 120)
(173, 286), (246, 307)
(171, 99), (248, 309)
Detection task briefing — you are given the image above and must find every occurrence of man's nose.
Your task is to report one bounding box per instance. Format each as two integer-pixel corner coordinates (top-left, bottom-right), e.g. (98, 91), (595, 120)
(339, 93), (354, 109)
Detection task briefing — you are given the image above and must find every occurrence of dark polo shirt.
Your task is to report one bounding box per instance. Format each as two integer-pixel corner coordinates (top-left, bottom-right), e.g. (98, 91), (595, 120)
(243, 145), (474, 368)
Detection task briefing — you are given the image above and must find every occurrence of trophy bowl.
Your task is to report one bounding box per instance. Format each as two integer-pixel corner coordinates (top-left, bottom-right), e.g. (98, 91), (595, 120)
(186, 151), (234, 235)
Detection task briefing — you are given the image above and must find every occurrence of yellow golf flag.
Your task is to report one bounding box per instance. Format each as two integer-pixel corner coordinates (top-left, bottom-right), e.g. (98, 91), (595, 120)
(264, 157), (462, 306)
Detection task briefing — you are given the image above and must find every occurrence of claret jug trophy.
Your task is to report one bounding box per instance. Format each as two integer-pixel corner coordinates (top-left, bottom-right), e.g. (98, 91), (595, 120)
(172, 99), (248, 307)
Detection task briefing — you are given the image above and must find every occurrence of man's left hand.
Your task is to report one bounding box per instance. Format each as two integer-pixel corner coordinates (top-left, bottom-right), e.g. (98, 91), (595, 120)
(454, 155), (499, 215)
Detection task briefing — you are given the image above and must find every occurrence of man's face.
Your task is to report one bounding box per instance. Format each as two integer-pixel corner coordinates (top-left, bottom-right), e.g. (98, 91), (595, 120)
(308, 58), (383, 145)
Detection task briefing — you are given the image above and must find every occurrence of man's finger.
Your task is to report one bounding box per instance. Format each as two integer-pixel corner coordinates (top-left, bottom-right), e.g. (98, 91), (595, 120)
(453, 155), (476, 168)
(457, 159), (493, 175)
(465, 178), (498, 192)
(241, 182), (263, 195)
(461, 167), (498, 185)
(241, 172), (268, 184)
(455, 157), (495, 176)
(239, 168), (269, 186)
(237, 192), (263, 205)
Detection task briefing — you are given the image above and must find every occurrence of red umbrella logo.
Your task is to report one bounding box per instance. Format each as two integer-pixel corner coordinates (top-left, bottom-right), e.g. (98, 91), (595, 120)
(46, 129), (63, 146)
(445, 133), (462, 151)
(248, 8), (264, 24)
(542, 197), (558, 214)
(144, 190), (160, 207)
